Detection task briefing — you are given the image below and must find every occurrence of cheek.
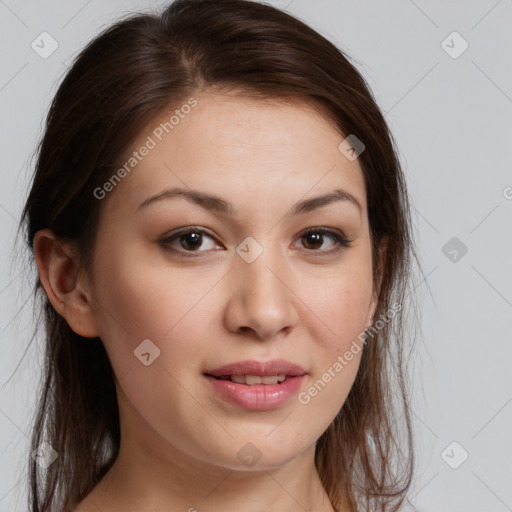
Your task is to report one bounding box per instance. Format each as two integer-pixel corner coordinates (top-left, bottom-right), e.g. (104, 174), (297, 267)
(91, 249), (220, 375)
(301, 261), (373, 350)
(295, 257), (372, 417)
(295, 281), (367, 440)
(90, 252), (221, 447)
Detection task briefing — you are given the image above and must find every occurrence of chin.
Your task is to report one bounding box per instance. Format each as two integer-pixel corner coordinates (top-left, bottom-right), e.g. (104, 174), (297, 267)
(199, 438), (311, 472)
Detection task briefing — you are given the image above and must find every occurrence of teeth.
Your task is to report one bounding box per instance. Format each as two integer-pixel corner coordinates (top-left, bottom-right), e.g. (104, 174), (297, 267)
(218, 374), (287, 385)
(246, 375), (262, 385)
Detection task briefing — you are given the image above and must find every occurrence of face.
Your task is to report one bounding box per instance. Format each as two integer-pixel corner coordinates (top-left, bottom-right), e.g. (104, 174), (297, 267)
(85, 90), (377, 471)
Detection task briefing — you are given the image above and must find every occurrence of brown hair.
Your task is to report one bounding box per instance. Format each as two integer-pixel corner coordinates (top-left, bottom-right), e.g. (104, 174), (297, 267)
(19, 0), (420, 510)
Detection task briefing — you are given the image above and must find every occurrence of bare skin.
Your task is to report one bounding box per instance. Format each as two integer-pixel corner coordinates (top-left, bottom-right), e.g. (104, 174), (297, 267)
(34, 90), (383, 512)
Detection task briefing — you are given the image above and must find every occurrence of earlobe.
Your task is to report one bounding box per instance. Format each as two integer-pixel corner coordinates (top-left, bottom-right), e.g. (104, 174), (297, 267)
(33, 229), (99, 338)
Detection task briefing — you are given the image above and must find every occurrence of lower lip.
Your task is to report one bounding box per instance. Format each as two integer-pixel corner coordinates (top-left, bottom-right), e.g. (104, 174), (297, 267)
(204, 375), (306, 410)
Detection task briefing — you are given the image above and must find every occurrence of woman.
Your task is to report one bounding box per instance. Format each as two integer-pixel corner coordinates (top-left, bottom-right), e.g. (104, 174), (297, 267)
(21, 0), (419, 510)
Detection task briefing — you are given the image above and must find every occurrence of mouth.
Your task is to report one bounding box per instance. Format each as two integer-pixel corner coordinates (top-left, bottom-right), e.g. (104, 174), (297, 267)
(203, 360), (307, 410)
(205, 374), (291, 385)
(204, 359), (306, 377)
(204, 359), (306, 380)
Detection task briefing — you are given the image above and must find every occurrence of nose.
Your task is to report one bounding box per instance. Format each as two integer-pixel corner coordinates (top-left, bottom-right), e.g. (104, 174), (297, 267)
(223, 248), (298, 341)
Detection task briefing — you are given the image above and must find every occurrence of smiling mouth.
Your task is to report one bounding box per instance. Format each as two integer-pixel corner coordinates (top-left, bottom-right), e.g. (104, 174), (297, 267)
(204, 371), (306, 410)
(206, 374), (290, 385)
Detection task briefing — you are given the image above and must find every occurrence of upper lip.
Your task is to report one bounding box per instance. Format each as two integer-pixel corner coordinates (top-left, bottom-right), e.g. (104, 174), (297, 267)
(205, 359), (307, 377)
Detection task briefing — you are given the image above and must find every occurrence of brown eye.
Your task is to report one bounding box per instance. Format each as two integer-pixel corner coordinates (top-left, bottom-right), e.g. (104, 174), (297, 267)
(178, 232), (203, 251)
(302, 231), (325, 250)
(160, 227), (221, 256)
(296, 228), (352, 253)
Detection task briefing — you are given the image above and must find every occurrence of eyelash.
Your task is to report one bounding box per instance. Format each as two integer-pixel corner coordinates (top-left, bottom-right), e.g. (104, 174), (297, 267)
(159, 226), (353, 258)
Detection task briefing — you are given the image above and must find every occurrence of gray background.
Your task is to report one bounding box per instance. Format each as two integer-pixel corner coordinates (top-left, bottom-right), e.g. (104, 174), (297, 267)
(1, 0), (511, 510)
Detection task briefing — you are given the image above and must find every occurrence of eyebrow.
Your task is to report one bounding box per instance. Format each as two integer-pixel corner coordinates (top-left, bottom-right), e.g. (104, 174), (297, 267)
(137, 186), (363, 217)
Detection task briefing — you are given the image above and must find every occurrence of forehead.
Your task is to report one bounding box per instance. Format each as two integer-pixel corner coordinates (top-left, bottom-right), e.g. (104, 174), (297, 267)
(103, 91), (367, 218)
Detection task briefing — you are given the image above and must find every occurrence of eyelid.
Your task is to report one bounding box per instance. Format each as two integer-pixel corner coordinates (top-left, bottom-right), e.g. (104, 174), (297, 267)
(294, 227), (352, 253)
(159, 226), (222, 257)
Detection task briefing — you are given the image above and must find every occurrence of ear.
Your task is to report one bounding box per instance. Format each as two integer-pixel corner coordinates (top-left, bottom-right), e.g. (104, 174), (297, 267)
(33, 229), (99, 338)
(366, 236), (388, 329)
